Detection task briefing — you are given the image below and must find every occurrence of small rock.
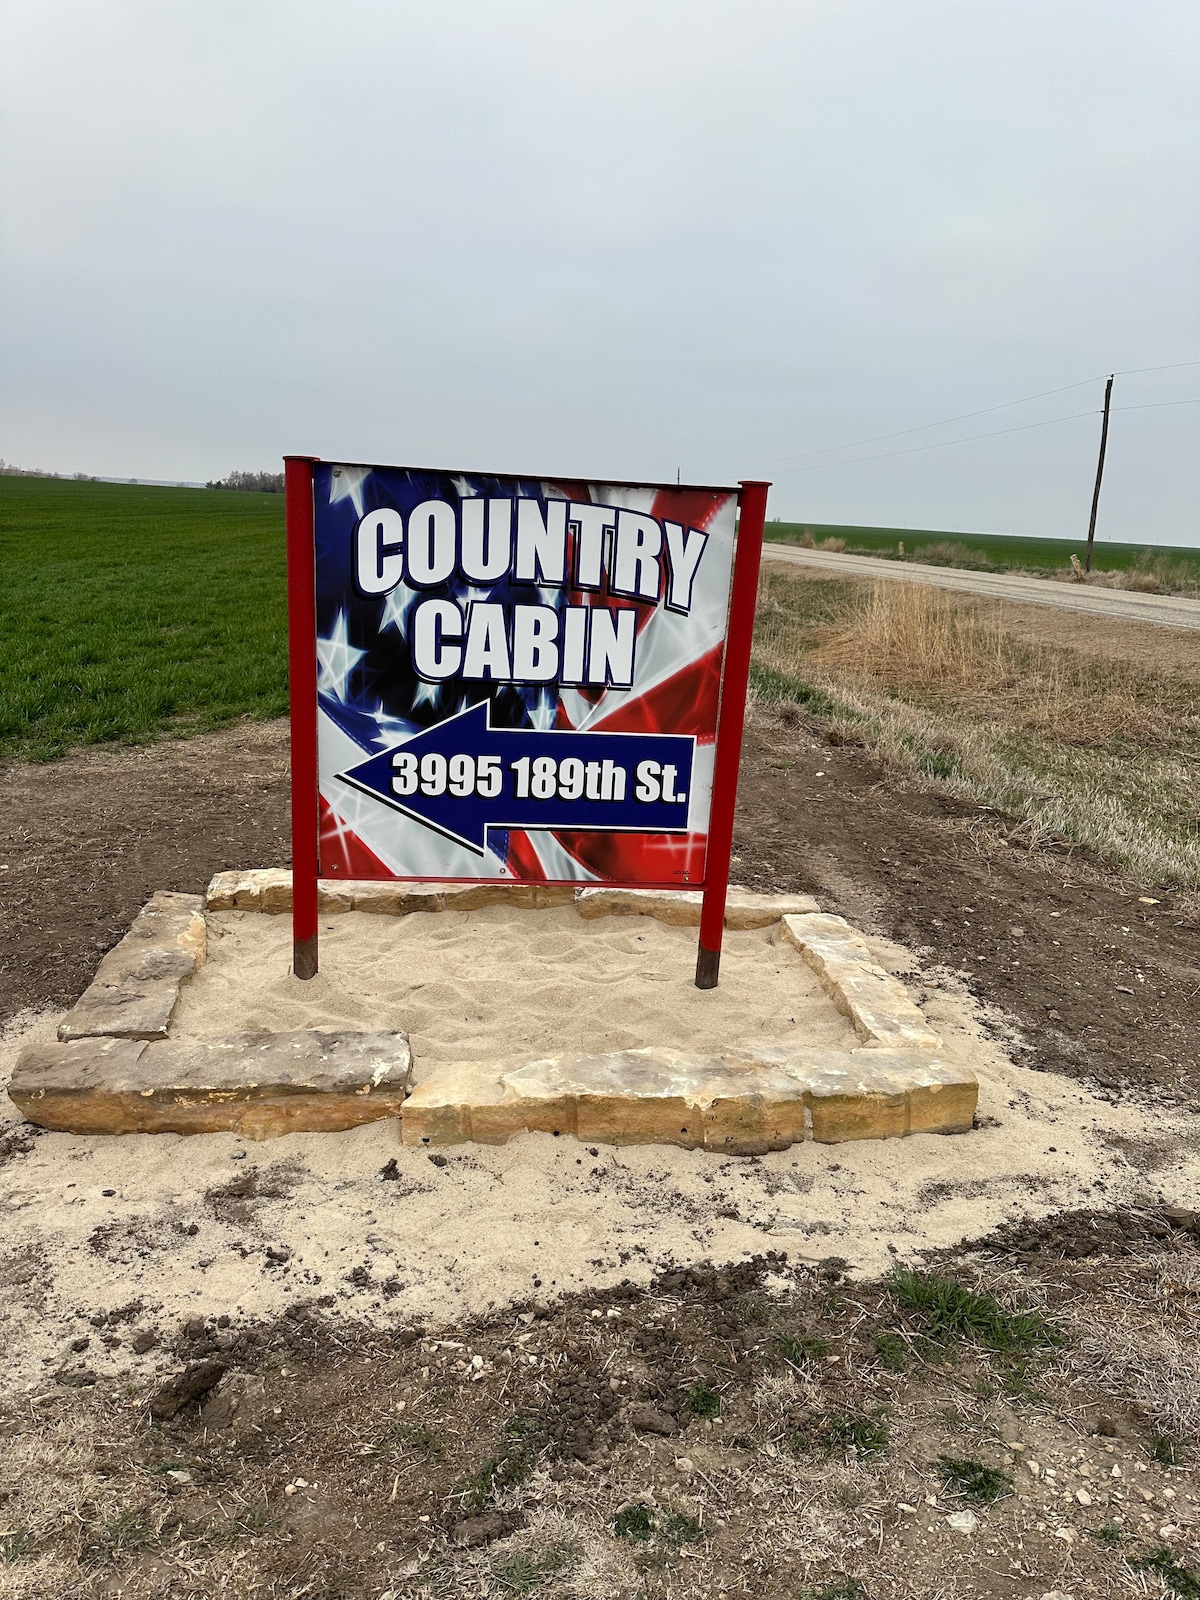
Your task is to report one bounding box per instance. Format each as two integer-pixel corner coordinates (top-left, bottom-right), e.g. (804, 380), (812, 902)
(183, 1317), (207, 1340)
(379, 1159), (401, 1181)
(149, 1359), (227, 1420)
(166, 1469), (192, 1484)
(70, 1337), (90, 1353)
(945, 1510), (978, 1534)
(1075, 1488), (1093, 1506)
(630, 1407), (676, 1437)
(56, 1368), (97, 1387)
(428, 1153), (449, 1168)
(131, 1330), (159, 1355)
(452, 1511), (521, 1546)
(231, 1151), (247, 1160)
(1040, 1592), (1076, 1600)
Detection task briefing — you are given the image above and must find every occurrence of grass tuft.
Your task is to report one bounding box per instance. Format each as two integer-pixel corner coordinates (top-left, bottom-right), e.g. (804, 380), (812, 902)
(776, 1331), (830, 1366)
(492, 1547), (573, 1594)
(1134, 1547), (1200, 1598)
(685, 1381), (721, 1419)
(886, 1267), (1061, 1353)
(1089, 1522), (1132, 1546)
(1154, 1432), (1187, 1467)
(795, 1411), (890, 1459)
(936, 1454), (1014, 1504)
(612, 1504), (655, 1543)
(0, 1530), (35, 1563)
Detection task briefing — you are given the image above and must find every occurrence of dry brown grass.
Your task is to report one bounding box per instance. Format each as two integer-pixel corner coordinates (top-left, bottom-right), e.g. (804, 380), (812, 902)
(765, 574), (1192, 747)
(752, 569), (1200, 887)
(794, 529), (847, 552)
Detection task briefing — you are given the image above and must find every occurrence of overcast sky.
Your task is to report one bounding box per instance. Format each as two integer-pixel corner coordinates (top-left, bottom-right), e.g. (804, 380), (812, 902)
(3, 2), (1198, 543)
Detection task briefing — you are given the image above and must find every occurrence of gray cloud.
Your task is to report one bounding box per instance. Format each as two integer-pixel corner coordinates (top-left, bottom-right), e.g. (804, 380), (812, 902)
(3, 0), (1197, 542)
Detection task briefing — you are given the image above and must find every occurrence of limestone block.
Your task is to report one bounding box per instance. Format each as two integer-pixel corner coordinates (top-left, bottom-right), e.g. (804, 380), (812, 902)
(10, 1029), (412, 1138)
(204, 870), (575, 916)
(575, 886), (820, 929)
(400, 1043), (976, 1152)
(58, 892), (207, 1042)
(351, 881), (573, 915)
(779, 913), (941, 1052)
(205, 869), (292, 913)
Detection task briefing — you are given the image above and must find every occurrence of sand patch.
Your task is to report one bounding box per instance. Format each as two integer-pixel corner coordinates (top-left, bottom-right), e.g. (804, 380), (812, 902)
(1, 923), (1198, 1398)
(171, 906), (860, 1070)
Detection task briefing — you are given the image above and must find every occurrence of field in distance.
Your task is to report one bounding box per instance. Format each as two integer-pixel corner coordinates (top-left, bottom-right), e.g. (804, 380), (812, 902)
(767, 519), (1200, 592)
(0, 475), (287, 762)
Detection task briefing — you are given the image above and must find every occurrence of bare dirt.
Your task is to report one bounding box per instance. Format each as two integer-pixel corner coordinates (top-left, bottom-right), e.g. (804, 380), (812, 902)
(1, 713), (1198, 1598)
(2, 711), (1197, 1117)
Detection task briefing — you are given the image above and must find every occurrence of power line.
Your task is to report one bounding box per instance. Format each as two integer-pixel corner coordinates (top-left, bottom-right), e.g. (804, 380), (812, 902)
(776, 407), (1102, 475)
(743, 376), (1108, 467)
(1113, 398), (1200, 410)
(745, 359), (1200, 470)
(1115, 360), (1200, 376)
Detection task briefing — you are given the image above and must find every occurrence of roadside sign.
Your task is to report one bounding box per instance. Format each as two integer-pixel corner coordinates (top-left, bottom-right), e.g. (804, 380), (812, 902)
(285, 460), (769, 986)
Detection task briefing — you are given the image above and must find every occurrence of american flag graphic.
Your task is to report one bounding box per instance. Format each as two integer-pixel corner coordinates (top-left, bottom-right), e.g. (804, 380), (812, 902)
(312, 463), (737, 886)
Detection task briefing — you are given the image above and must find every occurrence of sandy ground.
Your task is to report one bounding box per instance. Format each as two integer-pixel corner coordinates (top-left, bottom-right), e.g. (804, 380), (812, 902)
(175, 906), (859, 1066)
(2, 911), (1199, 1400)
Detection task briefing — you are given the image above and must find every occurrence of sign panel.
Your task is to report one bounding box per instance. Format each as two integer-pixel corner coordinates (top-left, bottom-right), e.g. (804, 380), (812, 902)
(311, 464), (739, 885)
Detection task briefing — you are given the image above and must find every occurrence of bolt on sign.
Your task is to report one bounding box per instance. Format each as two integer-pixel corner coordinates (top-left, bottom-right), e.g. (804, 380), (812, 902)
(285, 460), (769, 988)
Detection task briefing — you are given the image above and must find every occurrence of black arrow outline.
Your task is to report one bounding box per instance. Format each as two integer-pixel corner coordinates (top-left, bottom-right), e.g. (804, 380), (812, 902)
(335, 701), (697, 857)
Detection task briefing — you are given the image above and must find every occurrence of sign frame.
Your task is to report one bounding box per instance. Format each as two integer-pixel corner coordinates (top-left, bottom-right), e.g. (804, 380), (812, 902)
(284, 457), (769, 989)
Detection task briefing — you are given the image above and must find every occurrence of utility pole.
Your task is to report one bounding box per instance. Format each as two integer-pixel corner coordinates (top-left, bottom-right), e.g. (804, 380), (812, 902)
(1085, 374), (1114, 572)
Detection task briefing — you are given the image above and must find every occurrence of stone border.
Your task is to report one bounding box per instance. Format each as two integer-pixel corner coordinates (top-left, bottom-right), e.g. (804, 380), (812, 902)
(9, 876), (976, 1147)
(204, 869), (818, 928)
(401, 1045), (974, 1153)
(10, 1031), (412, 1138)
(57, 891), (207, 1042)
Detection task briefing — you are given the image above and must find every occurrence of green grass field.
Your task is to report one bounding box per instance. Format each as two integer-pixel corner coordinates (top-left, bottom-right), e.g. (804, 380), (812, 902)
(766, 520), (1200, 587)
(0, 476), (287, 762)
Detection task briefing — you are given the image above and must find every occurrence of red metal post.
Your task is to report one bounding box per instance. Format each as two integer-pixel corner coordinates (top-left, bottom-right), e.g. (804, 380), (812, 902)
(285, 455), (320, 979)
(695, 479), (771, 989)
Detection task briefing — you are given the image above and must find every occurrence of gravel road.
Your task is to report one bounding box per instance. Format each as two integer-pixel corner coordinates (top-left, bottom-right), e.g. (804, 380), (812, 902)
(761, 542), (1200, 630)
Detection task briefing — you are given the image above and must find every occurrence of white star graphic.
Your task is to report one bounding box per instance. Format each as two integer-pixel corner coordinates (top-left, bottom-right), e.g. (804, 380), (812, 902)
(451, 475), (477, 498)
(368, 703), (414, 748)
(380, 583), (419, 637)
(328, 465), (371, 517)
(413, 678), (441, 710)
(316, 610), (367, 703)
(529, 692), (558, 731)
